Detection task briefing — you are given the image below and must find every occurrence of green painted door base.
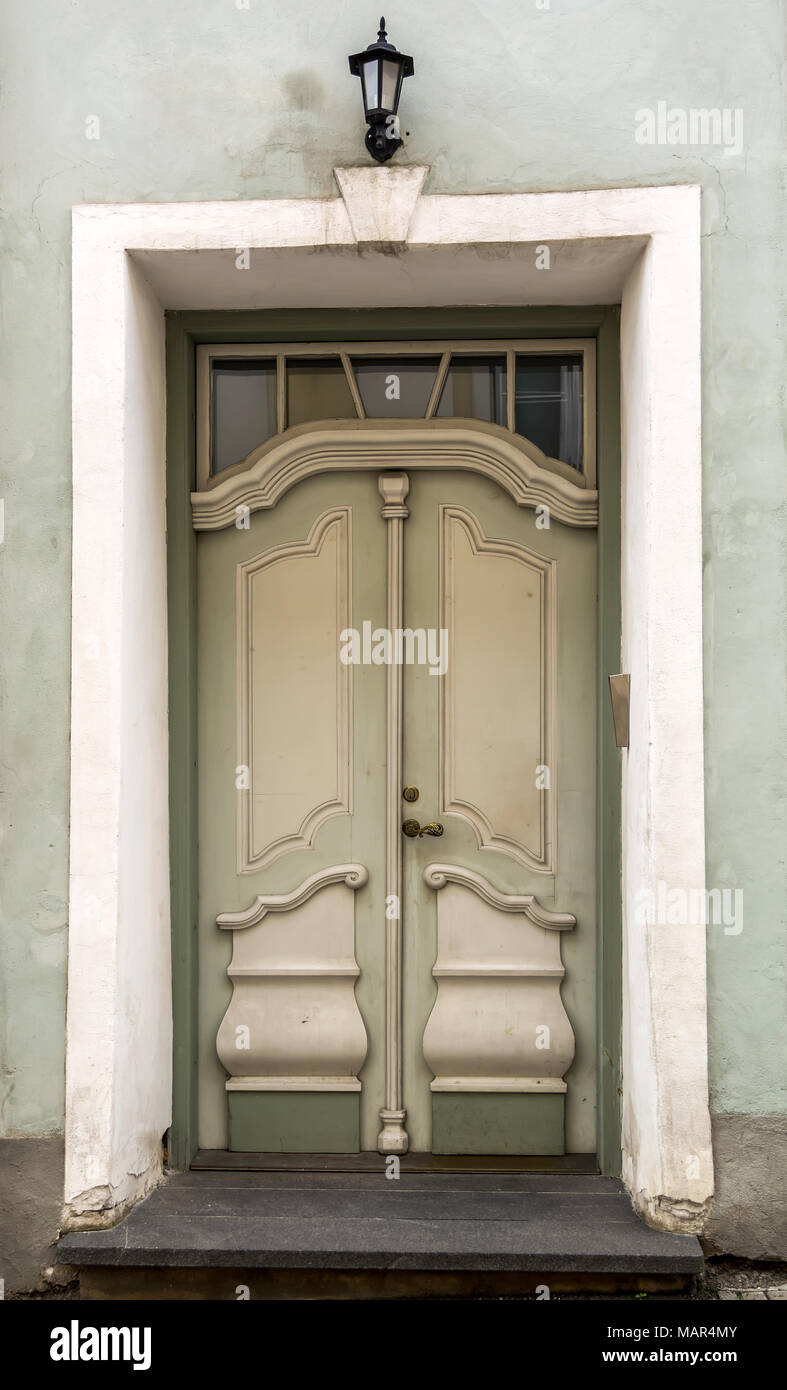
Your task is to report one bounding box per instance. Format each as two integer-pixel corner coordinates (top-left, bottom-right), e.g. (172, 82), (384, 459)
(228, 1093), (360, 1153)
(432, 1095), (565, 1156)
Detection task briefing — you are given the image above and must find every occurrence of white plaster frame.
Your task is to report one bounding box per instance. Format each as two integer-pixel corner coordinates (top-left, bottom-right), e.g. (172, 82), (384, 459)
(66, 169), (711, 1232)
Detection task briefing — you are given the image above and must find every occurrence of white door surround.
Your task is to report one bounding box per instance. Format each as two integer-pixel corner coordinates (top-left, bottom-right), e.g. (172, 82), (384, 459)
(66, 169), (711, 1232)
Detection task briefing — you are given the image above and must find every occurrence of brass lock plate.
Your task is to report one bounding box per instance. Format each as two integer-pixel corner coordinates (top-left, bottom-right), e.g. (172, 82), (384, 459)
(402, 786), (419, 803)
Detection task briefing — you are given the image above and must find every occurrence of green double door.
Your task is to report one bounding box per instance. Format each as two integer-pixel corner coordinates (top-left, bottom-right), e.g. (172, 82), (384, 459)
(196, 465), (597, 1155)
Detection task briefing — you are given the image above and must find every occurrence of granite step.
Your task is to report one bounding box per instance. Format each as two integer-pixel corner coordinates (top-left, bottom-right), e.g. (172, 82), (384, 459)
(59, 1172), (703, 1275)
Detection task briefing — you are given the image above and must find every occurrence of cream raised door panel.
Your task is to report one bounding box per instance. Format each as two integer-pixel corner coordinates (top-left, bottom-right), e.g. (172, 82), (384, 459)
(421, 864), (576, 1093)
(440, 505), (555, 872)
(216, 864), (369, 1091)
(236, 507), (352, 872)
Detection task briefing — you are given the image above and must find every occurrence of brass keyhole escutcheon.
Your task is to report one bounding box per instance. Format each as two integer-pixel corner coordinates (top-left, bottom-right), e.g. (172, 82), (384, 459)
(402, 786), (419, 803)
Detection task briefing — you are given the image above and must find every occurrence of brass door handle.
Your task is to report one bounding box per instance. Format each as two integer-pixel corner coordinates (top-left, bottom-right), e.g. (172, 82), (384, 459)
(402, 819), (444, 838)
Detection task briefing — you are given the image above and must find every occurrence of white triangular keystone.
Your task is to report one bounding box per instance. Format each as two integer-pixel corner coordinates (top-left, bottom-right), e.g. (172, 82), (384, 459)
(334, 165), (429, 246)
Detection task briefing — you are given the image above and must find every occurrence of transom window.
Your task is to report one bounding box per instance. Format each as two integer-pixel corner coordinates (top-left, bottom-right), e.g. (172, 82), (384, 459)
(197, 340), (596, 489)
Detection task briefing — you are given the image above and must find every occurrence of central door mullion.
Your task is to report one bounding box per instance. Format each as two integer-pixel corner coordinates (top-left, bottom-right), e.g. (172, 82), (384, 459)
(377, 471), (410, 1154)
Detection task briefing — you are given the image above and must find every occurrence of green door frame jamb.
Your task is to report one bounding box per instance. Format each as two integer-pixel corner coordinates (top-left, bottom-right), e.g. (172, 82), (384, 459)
(594, 308), (623, 1177)
(166, 314), (199, 1171)
(165, 306), (623, 1174)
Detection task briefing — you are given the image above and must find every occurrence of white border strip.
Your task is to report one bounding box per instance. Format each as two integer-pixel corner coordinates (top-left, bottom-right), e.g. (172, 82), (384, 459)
(66, 171), (711, 1231)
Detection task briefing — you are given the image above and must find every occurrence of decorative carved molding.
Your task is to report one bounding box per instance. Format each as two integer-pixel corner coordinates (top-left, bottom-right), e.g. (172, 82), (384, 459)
(217, 863), (369, 930)
(236, 508), (352, 873)
(191, 421), (598, 530)
(423, 864), (576, 928)
(216, 864), (369, 1092)
(440, 506), (555, 873)
(422, 863), (576, 1093)
(377, 471), (410, 1155)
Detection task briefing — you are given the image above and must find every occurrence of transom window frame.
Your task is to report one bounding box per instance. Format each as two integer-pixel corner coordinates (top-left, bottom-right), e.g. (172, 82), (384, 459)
(195, 338), (597, 493)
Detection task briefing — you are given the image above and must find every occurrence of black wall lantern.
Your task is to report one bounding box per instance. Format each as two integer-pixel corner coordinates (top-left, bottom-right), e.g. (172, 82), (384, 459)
(349, 17), (414, 164)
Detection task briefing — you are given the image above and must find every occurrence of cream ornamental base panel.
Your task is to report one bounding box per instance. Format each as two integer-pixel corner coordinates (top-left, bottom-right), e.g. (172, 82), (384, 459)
(216, 865), (369, 1091)
(422, 865), (575, 1093)
(66, 169), (710, 1233)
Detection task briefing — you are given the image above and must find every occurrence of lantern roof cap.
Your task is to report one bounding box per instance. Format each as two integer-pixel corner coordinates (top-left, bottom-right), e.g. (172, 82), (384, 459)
(349, 17), (414, 77)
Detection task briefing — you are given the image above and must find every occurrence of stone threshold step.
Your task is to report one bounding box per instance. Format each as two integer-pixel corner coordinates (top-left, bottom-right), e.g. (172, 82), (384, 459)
(191, 1149), (599, 1174)
(59, 1173), (703, 1276)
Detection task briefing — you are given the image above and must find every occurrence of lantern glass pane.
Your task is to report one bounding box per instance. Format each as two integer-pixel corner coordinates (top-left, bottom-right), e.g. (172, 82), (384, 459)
(362, 58), (380, 111)
(381, 59), (400, 111)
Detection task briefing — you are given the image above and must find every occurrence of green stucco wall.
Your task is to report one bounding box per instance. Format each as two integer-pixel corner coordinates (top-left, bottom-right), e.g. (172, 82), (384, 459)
(0, 0), (784, 1179)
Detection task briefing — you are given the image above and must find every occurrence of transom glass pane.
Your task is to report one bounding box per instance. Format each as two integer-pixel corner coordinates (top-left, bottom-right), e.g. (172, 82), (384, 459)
(436, 355), (506, 424)
(287, 357), (357, 428)
(208, 347), (589, 483)
(513, 354), (584, 471)
(352, 357), (440, 418)
(211, 360), (276, 475)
